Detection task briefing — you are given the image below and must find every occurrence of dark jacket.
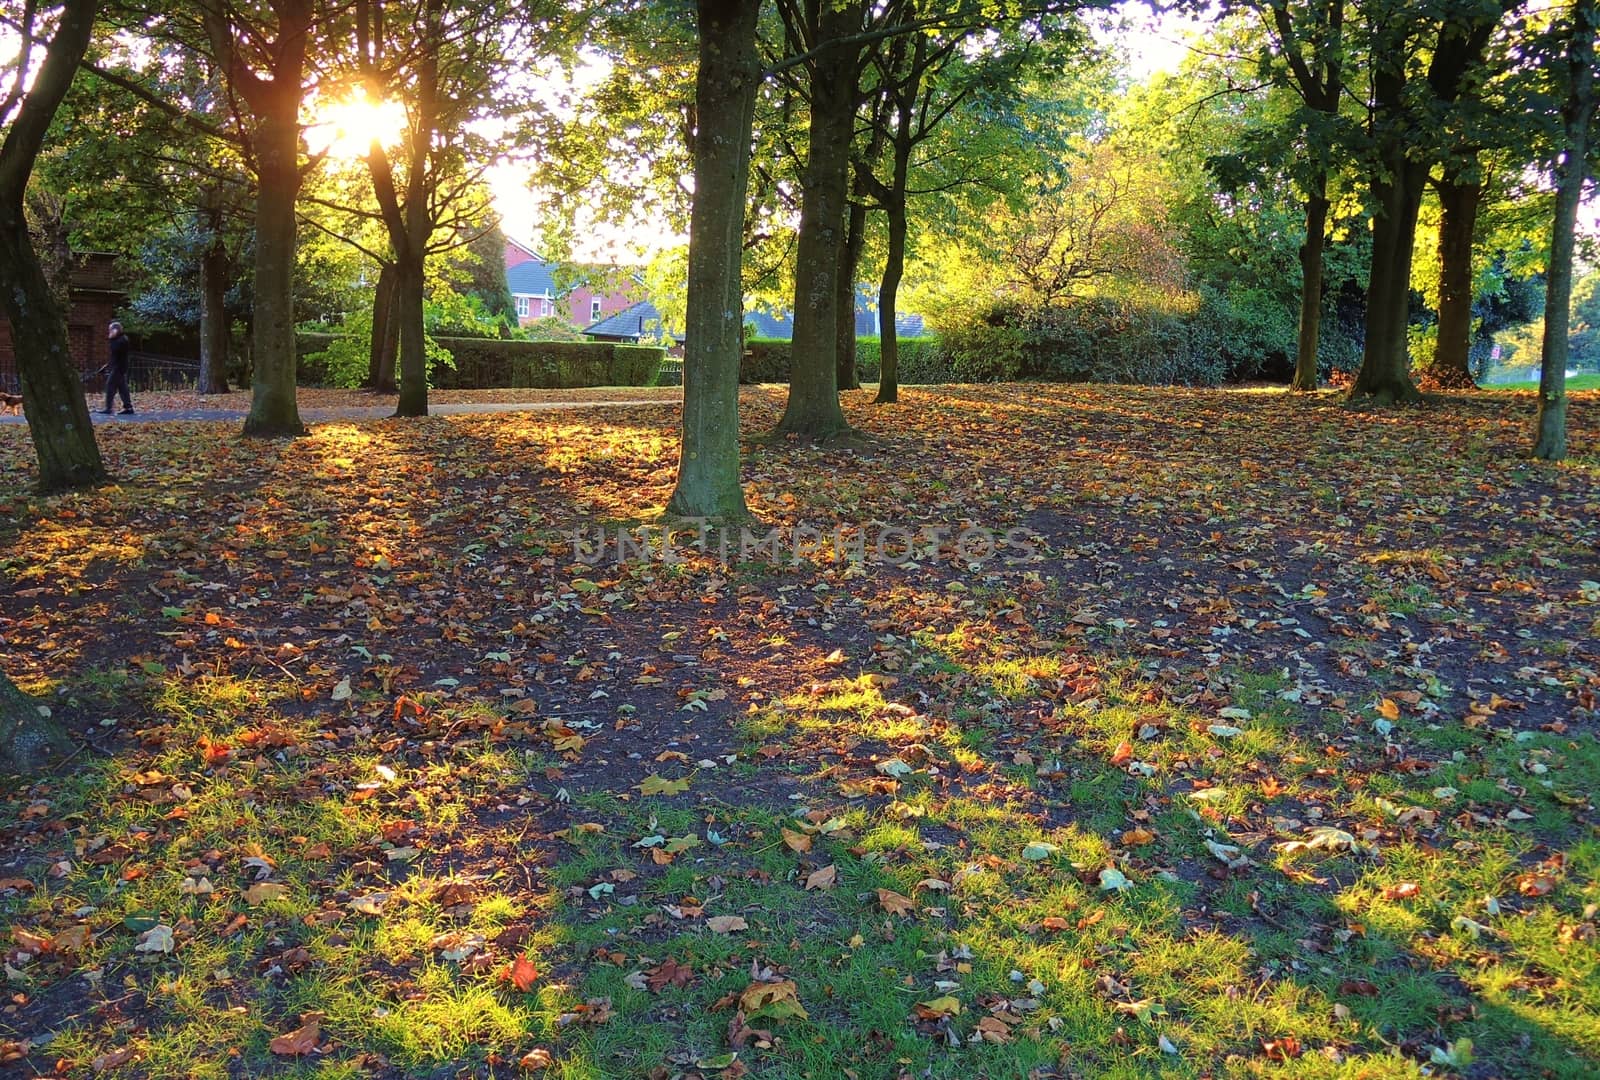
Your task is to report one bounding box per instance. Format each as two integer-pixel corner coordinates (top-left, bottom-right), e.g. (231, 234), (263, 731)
(108, 332), (131, 370)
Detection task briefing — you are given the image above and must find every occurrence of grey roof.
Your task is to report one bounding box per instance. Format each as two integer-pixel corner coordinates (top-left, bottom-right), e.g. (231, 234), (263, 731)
(583, 300), (682, 343)
(745, 288), (925, 340)
(506, 258), (557, 297)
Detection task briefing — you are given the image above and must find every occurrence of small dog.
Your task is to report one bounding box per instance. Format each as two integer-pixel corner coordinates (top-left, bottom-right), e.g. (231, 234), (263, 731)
(0, 393), (22, 416)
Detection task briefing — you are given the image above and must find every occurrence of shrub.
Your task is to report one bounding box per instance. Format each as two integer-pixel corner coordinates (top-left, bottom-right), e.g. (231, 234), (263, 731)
(296, 333), (664, 389)
(429, 338), (665, 390)
(740, 337), (947, 384)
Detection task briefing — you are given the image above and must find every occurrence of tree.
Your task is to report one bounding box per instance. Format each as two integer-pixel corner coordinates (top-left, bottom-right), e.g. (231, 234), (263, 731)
(862, 15), (1072, 402)
(665, 0), (762, 519)
(1255, 0), (1345, 391)
(199, 0), (321, 435)
(0, 0), (106, 491)
(770, 0), (874, 439)
(0, 670), (73, 776)
(1349, 0), (1519, 404)
(1533, 0), (1596, 460)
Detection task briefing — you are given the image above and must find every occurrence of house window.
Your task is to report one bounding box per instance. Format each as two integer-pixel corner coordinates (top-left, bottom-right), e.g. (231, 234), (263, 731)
(515, 296), (530, 317)
(591, 298), (603, 322)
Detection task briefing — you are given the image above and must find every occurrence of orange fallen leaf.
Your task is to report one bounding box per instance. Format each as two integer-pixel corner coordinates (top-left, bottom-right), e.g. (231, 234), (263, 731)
(504, 953), (539, 992)
(269, 1012), (322, 1056)
(1109, 741), (1134, 766)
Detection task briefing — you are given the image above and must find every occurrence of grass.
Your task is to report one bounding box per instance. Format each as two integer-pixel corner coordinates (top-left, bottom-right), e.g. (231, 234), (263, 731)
(1, 383), (1597, 1078)
(1482, 372), (1600, 392)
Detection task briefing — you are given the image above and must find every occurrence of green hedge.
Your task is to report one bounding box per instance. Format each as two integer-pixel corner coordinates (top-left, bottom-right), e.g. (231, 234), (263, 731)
(740, 336), (947, 384)
(295, 334), (663, 389)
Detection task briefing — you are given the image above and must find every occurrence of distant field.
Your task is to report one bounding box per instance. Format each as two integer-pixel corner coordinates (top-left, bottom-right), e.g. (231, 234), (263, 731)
(1483, 372), (1600, 392)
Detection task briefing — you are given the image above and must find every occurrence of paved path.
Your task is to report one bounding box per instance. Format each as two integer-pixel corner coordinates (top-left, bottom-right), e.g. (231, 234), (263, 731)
(0, 398), (678, 426)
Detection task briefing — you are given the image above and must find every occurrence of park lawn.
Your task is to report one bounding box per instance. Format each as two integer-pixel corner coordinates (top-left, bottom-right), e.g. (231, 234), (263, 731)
(1, 384), (1597, 1080)
(1482, 373), (1600, 393)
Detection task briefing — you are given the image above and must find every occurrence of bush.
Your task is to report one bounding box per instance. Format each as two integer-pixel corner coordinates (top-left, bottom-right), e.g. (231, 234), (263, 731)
(429, 338), (664, 390)
(740, 337), (946, 384)
(296, 333), (663, 389)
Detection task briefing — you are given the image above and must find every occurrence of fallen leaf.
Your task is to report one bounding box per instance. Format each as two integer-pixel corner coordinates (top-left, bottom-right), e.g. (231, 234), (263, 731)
(877, 888), (916, 916)
(269, 1012), (322, 1056)
(804, 865), (837, 891)
(707, 915), (748, 934)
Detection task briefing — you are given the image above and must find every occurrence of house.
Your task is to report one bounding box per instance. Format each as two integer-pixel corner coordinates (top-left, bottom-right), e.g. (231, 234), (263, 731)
(582, 300), (682, 346)
(504, 238), (642, 329)
(745, 287), (925, 340)
(0, 252), (125, 393)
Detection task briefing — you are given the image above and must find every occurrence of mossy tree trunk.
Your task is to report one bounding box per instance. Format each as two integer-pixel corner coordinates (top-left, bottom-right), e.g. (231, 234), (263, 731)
(198, 226), (232, 395)
(773, 1), (861, 440)
(0, 0), (106, 492)
(835, 199), (866, 392)
(367, 262), (399, 391)
(1431, 174), (1482, 388)
(1, 672), (72, 776)
(1292, 185), (1329, 391)
(203, 0), (311, 437)
(665, 0), (761, 520)
(1534, 0), (1596, 461)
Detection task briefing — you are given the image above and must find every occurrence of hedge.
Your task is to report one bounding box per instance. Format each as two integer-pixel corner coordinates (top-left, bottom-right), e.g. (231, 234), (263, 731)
(740, 336), (948, 384)
(295, 334), (664, 389)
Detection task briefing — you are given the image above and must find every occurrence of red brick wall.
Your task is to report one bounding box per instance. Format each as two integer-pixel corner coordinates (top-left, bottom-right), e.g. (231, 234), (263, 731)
(0, 294), (119, 392)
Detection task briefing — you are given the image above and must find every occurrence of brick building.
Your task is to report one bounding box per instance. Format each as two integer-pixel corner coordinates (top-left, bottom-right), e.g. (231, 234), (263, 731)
(0, 252), (125, 393)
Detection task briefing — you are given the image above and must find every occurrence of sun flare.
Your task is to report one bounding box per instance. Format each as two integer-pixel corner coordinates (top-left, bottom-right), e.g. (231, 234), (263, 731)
(307, 96), (410, 159)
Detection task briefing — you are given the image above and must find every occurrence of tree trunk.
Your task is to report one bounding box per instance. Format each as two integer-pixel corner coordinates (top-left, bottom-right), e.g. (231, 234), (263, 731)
(875, 196), (908, 405)
(1534, 1), (1595, 461)
(835, 199), (866, 391)
(243, 90), (307, 436)
(1292, 184), (1329, 391)
(666, 0), (760, 519)
(774, 3), (860, 439)
(367, 262), (398, 391)
(1351, 146), (1425, 404)
(1, 671), (72, 776)
(393, 250), (429, 417)
(0, 0), (105, 492)
(198, 237), (231, 395)
(1431, 174), (1482, 388)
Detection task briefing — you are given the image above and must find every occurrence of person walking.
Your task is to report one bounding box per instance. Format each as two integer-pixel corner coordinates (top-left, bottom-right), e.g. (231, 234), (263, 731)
(100, 321), (134, 415)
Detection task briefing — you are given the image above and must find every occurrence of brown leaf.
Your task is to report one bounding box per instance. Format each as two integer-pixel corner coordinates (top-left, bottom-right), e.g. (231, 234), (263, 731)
(519, 1048), (555, 1071)
(244, 881), (290, 906)
(804, 865), (836, 891)
(91, 1046), (138, 1073)
(269, 1012), (322, 1056)
(646, 958), (695, 991)
(876, 888), (916, 916)
(707, 915), (748, 934)
(781, 828), (813, 853)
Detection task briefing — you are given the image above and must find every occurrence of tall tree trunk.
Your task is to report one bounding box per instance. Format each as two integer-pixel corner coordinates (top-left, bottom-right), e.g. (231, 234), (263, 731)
(1, 671), (72, 776)
(875, 195), (908, 405)
(835, 199), (866, 391)
(1351, 145), (1425, 404)
(1292, 184), (1329, 391)
(367, 262), (398, 391)
(666, 0), (761, 519)
(242, 90), (307, 436)
(393, 249), (429, 417)
(1534, 0), (1596, 461)
(198, 236), (231, 394)
(1431, 175), (1482, 388)
(0, 0), (105, 492)
(774, 3), (860, 439)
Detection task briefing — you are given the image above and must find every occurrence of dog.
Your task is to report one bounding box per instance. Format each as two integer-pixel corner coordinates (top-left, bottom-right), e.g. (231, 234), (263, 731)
(0, 393), (21, 416)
